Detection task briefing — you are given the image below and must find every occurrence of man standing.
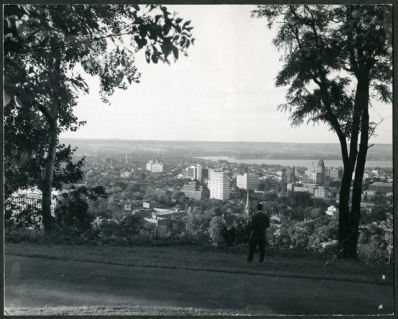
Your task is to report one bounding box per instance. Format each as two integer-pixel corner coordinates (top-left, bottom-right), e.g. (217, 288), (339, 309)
(247, 203), (270, 263)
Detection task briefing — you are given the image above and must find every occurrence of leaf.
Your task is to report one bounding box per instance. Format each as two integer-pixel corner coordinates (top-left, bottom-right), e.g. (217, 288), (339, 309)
(132, 4), (140, 11)
(183, 20), (191, 29)
(4, 93), (12, 106)
(172, 46), (179, 61)
(14, 96), (25, 108)
(175, 18), (183, 24)
(163, 22), (171, 36)
(145, 50), (151, 64)
(151, 54), (158, 64)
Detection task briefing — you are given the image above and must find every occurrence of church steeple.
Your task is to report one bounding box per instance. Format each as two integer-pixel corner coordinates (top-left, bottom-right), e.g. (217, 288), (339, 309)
(293, 165), (295, 184)
(245, 189), (250, 217)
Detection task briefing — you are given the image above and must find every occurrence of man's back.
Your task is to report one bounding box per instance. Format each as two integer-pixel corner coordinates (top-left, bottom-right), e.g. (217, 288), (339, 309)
(250, 212), (270, 240)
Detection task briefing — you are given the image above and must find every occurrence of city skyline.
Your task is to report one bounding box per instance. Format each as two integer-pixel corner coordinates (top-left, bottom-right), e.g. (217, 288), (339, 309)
(59, 5), (392, 144)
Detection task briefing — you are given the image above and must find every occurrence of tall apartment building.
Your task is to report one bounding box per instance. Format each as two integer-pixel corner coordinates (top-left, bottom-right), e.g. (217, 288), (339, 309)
(208, 171), (230, 200)
(180, 180), (210, 200)
(236, 173), (259, 190)
(146, 160), (168, 173)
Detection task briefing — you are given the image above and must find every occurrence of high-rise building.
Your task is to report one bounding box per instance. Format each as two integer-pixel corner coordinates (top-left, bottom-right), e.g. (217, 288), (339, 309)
(236, 173), (259, 190)
(186, 164), (203, 181)
(328, 168), (343, 181)
(307, 160), (326, 184)
(146, 160), (168, 173)
(187, 166), (196, 179)
(208, 171), (230, 200)
(202, 168), (209, 179)
(196, 164), (202, 180)
(180, 180), (210, 200)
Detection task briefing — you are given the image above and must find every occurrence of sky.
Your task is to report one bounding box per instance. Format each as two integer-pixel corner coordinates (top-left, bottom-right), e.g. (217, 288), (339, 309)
(60, 5), (393, 144)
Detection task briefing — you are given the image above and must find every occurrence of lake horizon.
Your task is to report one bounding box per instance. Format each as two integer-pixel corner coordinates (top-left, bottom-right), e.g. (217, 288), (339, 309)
(196, 156), (393, 169)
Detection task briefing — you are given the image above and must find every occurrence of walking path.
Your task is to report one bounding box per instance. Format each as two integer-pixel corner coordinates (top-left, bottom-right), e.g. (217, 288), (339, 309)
(5, 255), (393, 315)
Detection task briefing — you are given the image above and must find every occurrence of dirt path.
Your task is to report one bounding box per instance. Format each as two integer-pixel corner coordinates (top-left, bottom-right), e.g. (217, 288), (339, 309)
(5, 255), (393, 315)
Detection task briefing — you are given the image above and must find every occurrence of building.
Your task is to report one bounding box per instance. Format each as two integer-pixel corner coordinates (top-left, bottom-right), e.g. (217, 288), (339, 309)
(186, 164), (203, 180)
(307, 160), (326, 184)
(202, 168), (209, 179)
(328, 167), (343, 181)
(180, 180), (210, 200)
(368, 181), (393, 196)
(208, 171), (230, 200)
(120, 171), (133, 178)
(6, 187), (64, 221)
(313, 186), (330, 199)
(294, 183), (317, 193)
(146, 160), (168, 173)
(143, 201), (159, 208)
(326, 206), (338, 217)
(187, 166), (196, 179)
(237, 173), (259, 190)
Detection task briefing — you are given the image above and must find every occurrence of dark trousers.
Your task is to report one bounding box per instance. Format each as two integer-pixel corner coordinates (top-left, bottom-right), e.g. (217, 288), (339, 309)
(247, 238), (266, 262)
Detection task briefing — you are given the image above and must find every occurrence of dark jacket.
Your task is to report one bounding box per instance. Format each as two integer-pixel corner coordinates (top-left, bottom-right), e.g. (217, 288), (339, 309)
(249, 211), (270, 240)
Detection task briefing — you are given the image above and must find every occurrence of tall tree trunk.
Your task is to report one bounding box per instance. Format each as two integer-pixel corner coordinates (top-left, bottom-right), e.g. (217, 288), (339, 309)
(338, 76), (370, 258)
(42, 120), (57, 232)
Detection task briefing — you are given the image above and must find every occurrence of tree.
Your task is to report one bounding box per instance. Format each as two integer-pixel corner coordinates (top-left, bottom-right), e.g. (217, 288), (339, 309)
(4, 4), (194, 232)
(252, 5), (392, 258)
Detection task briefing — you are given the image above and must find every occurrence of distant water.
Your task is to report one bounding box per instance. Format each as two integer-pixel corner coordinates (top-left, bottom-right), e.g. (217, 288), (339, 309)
(196, 156), (392, 168)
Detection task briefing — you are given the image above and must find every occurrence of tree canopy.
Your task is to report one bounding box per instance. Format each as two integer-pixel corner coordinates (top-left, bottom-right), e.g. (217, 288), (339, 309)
(4, 4), (194, 231)
(252, 4), (392, 258)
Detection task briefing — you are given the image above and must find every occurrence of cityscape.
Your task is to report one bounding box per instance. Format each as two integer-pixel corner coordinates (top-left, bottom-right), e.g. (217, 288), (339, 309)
(10, 146), (392, 247)
(4, 3), (393, 316)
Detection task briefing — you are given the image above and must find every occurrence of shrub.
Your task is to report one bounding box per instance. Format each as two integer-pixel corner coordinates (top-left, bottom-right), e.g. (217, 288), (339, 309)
(119, 215), (143, 237)
(54, 191), (94, 236)
(208, 216), (226, 244)
(357, 241), (389, 265)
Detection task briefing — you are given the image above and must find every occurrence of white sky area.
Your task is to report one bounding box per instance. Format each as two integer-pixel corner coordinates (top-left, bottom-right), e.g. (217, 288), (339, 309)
(60, 5), (392, 144)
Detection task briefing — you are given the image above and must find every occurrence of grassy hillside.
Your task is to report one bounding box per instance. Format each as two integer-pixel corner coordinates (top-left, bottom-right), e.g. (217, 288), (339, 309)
(6, 243), (392, 286)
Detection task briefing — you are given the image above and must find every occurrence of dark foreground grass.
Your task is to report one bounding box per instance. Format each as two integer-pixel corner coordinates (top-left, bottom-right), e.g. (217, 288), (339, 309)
(5, 243), (392, 285)
(4, 305), (274, 316)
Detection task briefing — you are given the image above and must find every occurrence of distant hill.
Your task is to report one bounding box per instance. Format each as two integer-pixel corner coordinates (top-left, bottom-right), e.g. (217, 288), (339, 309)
(60, 138), (392, 162)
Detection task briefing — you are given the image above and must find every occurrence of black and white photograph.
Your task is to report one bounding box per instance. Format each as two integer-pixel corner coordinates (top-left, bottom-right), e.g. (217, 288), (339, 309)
(4, 3), (394, 316)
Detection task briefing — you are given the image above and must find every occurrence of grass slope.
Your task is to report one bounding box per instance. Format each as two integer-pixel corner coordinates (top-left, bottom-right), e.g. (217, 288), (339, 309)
(5, 305), (274, 316)
(5, 243), (392, 285)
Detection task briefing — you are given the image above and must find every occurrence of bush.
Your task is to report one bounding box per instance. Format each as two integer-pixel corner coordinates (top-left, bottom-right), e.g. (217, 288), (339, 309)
(119, 215), (143, 237)
(5, 198), (43, 231)
(220, 217), (250, 246)
(357, 241), (389, 265)
(54, 191), (94, 236)
(208, 216), (226, 244)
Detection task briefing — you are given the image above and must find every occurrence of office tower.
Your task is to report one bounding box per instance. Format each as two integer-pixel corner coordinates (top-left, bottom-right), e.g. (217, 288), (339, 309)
(307, 159), (326, 184)
(236, 173), (259, 190)
(187, 164), (203, 181)
(208, 171), (230, 200)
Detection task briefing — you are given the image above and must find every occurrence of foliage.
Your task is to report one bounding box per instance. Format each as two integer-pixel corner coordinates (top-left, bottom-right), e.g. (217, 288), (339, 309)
(4, 4), (194, 231)
(54, 186), (108, 235)
(208, 216), (226, 244)
(252, 4), (392, 258)
(5, 198), (43, 231)
(357, 241), (389, 265)
(181, 208), (213, 244)
(220, 216), (250, 246)
(119, 215), (144, 237)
